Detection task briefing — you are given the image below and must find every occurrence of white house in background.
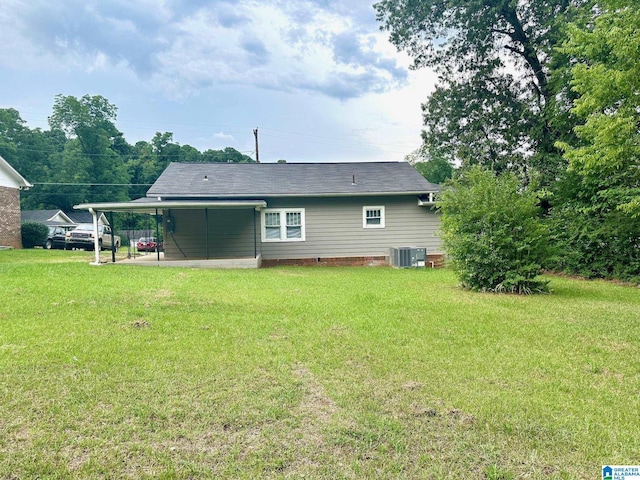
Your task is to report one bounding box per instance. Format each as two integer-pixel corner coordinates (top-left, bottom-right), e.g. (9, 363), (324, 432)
(21, 209), (76, 230)
(21, 209), (109, 229)
(65, 210), (109, 226)
(0, 155), (31, 248)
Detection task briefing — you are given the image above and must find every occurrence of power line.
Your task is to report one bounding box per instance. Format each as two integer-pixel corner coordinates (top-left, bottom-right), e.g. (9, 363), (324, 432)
(4, 145), (261, 159)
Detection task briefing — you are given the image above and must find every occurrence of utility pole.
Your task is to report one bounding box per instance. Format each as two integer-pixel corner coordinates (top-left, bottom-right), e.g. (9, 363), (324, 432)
(253, 127), (260, 163)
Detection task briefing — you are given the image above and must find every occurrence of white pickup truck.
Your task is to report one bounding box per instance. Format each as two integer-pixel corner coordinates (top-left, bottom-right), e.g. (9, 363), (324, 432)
(65, 223), (121, 251)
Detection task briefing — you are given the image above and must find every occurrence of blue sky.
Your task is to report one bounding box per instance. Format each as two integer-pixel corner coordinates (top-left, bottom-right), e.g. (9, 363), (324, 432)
(0, 0), (437, 163)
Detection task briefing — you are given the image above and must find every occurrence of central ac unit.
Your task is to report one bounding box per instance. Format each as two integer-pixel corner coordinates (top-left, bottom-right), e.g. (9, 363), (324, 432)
(390, 247), (426, 268)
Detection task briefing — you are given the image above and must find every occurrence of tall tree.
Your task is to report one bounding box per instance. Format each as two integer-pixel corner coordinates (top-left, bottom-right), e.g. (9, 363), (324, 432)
(0, 108), (25, 166)
(45, 141), (93, 211)
(202, 147), (255, 163)
(0, 109), (52, 180)
(0, 108), (64, 209)
(375, 0), (587, 184)
(409, 147), (454, 184)
(150, 131), (181, 177)
(180, 144), (202, 163)
(558, 0), (640, 217)
(48, 95), (130, 202)
(49, 94), (118, 151)
(548, 0), (640, 281)
(127, 141), (158, 199)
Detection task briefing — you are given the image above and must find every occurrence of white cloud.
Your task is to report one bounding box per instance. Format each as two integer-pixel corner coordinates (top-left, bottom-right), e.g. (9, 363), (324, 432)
(213, 131), (236, 142)
(1, 0), (408, 101)
(0, 0), (438, 163)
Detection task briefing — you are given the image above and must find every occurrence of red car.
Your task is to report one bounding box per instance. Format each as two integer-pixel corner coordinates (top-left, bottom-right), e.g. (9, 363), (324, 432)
(137, 237), (162, 252)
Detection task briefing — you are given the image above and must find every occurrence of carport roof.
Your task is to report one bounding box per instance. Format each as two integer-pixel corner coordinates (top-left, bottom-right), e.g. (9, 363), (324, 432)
(73, 198), (267, 214)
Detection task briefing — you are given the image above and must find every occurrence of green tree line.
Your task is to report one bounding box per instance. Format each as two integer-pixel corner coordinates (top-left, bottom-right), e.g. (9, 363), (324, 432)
(379, 0), (640, 283)
(0, 94), (254, 215)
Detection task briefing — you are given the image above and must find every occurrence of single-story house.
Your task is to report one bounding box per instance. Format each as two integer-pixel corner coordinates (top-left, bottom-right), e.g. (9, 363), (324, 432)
(75, 162), (443, 267)
(21, 209), (76, 230)
(65, 210), (109, 226)
(21, 210), (110, 233)
(0, 155), (32, 248)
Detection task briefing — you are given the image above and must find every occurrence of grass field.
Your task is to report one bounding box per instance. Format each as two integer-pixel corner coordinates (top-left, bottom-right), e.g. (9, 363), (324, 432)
(1, 249), (639, 478)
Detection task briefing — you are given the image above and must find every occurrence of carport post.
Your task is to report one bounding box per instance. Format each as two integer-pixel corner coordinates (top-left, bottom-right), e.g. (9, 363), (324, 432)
(109, 211), (116, 263)
(89, 208), (100, 265)
(155, 209), (160, 262)
(253, 209), (257, 258)
(205, 208), (210, 260)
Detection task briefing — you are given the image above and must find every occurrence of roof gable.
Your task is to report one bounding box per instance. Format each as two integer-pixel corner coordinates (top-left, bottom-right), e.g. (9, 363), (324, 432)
(0, 155), (31, 189)
(147, 162), (439, 199)
(66, 210), (109, 225)
(21, 209), (74, 225)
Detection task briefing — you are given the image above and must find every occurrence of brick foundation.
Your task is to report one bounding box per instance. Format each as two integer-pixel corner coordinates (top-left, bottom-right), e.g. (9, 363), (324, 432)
(261, 256), (388, 267)
(0, 186), (22, 248)
(261, 254), (446, 268)
(427, 253), (446, 268)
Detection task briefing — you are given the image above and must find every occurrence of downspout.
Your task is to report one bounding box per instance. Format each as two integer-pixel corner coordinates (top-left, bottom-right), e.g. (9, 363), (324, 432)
(89, 208), (100, 265)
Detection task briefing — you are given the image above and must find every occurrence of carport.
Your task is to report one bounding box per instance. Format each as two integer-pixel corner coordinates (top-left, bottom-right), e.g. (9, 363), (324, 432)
(73, 198), (267, 267)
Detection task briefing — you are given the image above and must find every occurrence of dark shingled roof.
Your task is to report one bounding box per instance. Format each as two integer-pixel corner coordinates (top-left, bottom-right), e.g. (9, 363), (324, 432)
(21, 209), (78, 226)
(147, 162), (439, 198)
(21, 209), (64, 224)
(22, 209), (110, 226)
(65, 211), (95, 224)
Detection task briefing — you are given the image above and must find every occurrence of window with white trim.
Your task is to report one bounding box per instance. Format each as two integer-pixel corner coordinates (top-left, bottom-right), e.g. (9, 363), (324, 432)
(363, 206), (385, 228)
(261, 208), (306, 242)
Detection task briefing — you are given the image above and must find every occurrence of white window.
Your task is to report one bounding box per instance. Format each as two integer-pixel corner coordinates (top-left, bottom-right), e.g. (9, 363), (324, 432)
(363, 206), (385, 228)
(261, 208), (305, 242)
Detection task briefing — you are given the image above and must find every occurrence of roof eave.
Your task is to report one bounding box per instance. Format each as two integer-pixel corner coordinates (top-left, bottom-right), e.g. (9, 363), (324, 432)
(147, 190), (438, 199)
(0, 156), (32, 189)
(73, 199), (268, 213)
(50, 210), (74, 223)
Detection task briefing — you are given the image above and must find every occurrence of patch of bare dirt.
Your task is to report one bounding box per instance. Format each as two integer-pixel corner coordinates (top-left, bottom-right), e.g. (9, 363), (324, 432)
(402, 381), (423, 391)
(292, 363), (338, 426)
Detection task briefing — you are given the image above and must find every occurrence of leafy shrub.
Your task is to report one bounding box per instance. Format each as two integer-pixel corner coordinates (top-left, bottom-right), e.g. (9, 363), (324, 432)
(548, 202), (640, 283)
(438, 166), (551, 294)
(21, 222), (49, 249)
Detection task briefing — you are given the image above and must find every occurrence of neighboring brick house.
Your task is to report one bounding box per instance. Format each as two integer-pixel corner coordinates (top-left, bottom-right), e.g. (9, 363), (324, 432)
(0, 156), (32, 248)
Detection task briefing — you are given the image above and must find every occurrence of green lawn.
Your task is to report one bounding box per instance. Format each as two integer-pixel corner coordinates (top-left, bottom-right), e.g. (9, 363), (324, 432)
(1, 249), (639, 479)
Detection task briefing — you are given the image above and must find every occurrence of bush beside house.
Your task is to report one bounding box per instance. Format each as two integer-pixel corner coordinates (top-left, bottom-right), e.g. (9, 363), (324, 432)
(438, 166), (551, 294)
(21, 222), (49, 249)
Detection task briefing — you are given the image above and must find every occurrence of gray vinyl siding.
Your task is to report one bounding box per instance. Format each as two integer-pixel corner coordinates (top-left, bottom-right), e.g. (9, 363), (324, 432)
(163, 208), (257, 260)
(162, 195), (441, 261)
(259, 196), (441, 260)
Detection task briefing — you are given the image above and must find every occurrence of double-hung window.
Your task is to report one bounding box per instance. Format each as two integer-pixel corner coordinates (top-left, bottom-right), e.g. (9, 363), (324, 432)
(261, 208), (305, 242)
(363, 206), (385, 228)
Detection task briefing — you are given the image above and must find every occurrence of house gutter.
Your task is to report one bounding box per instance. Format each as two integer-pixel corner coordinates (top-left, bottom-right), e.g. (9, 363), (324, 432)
(74, 200), (267, 213)
(144, 191), (437, 199)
